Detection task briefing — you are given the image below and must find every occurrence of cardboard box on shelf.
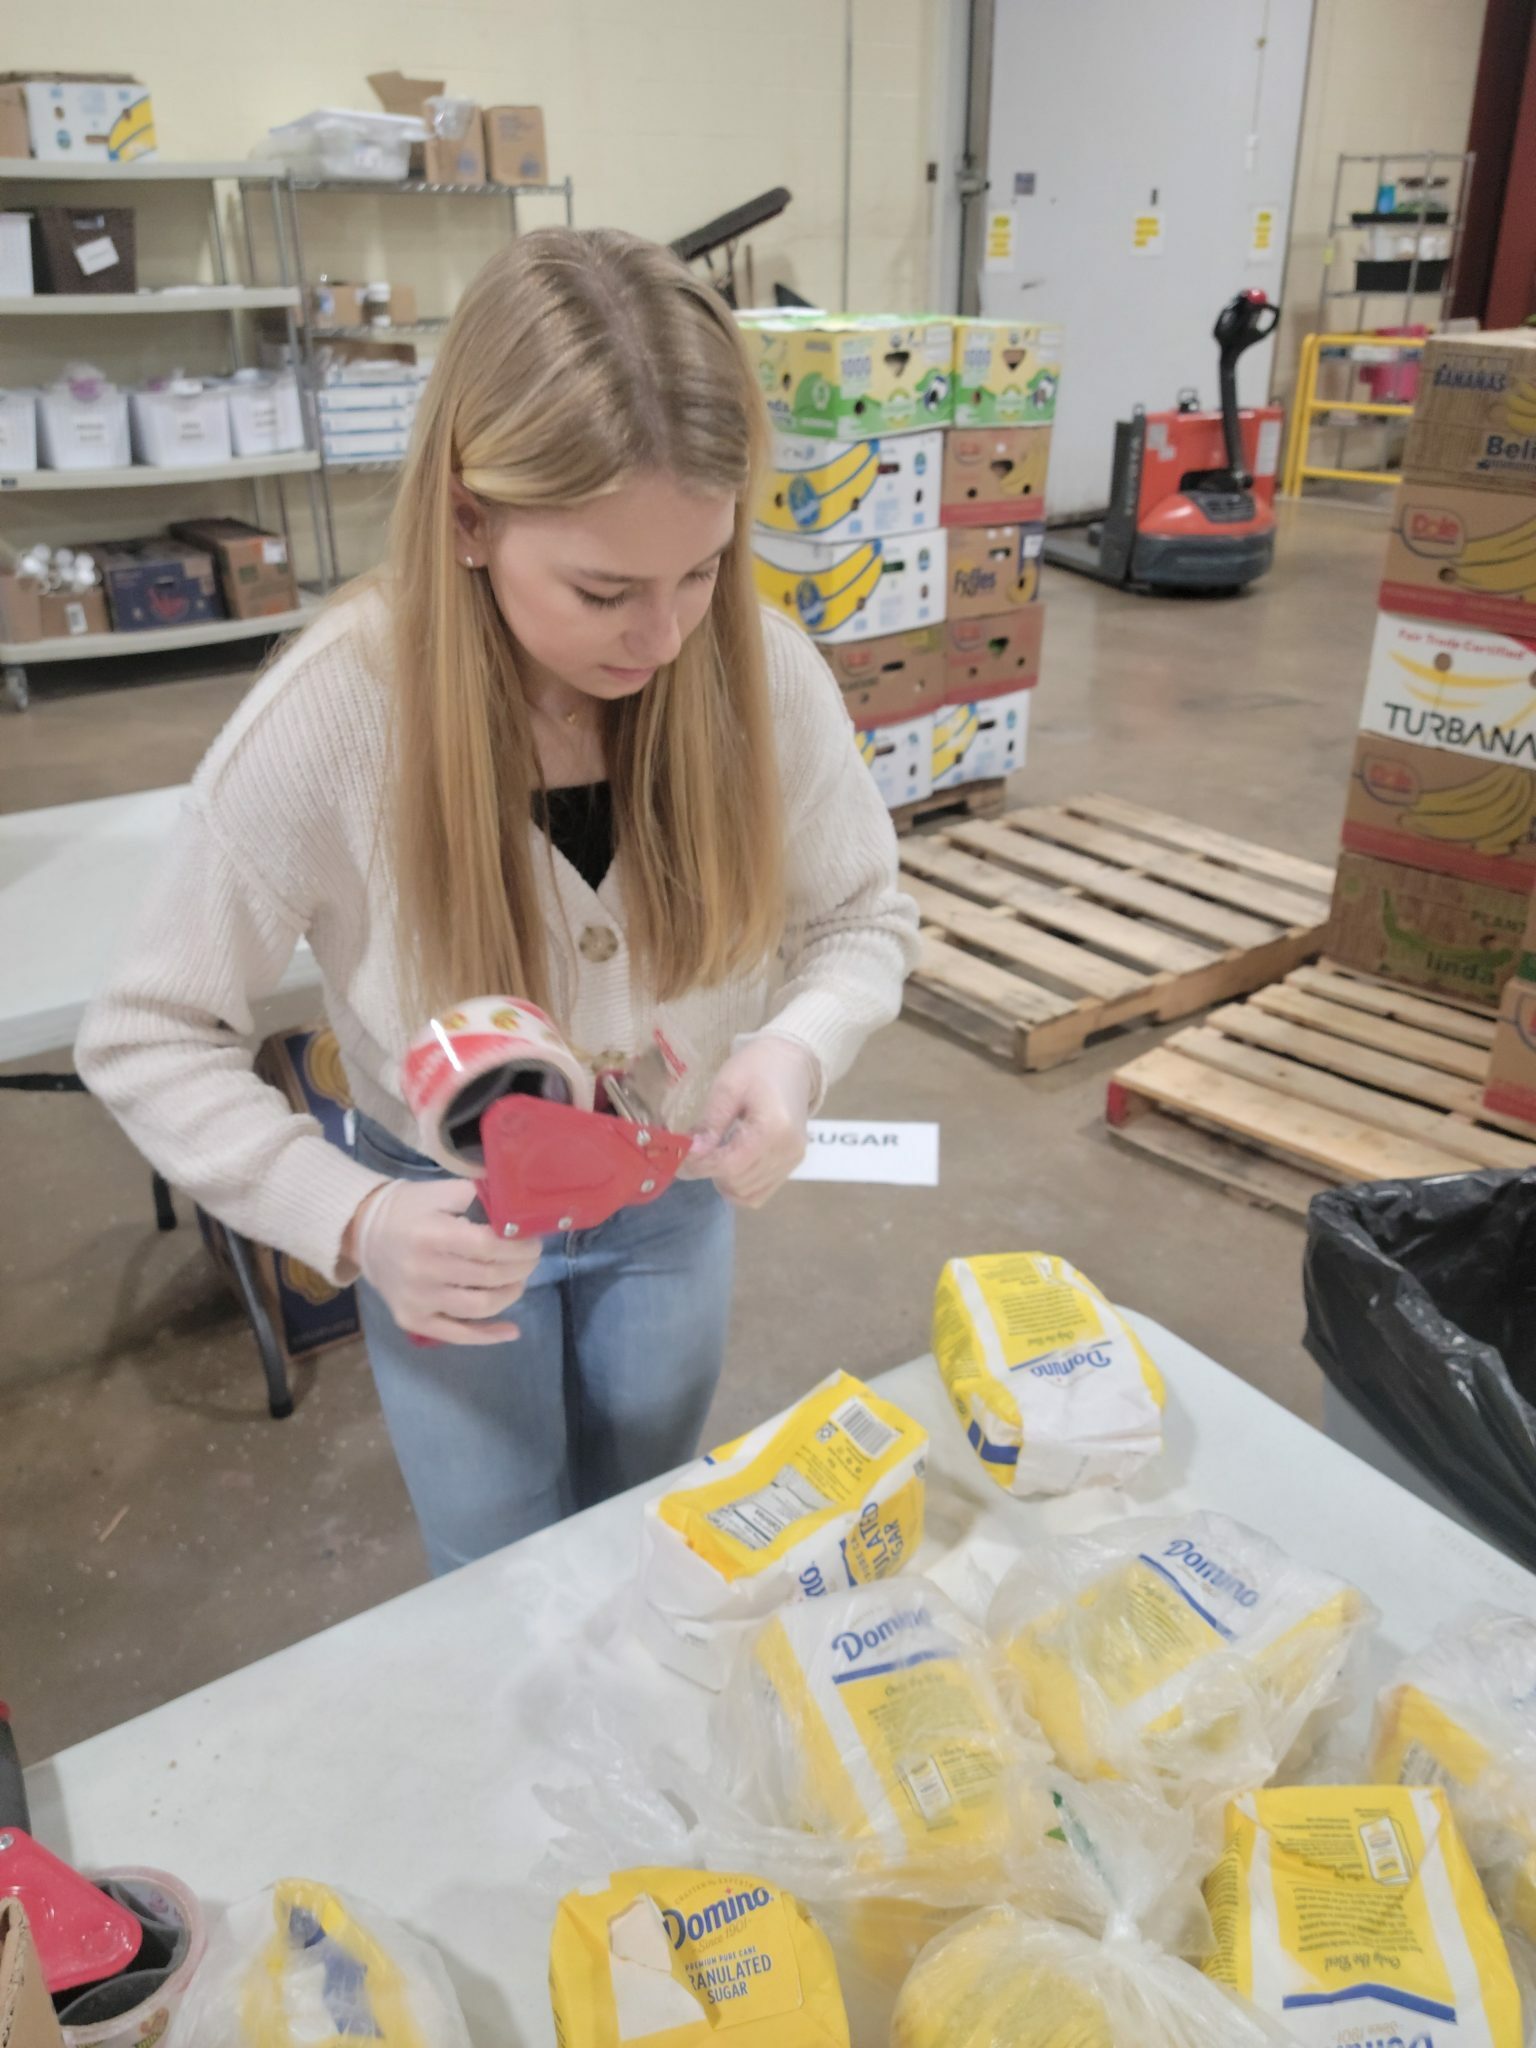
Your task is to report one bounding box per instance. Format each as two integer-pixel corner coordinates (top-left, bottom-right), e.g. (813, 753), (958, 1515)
(825, 624), (945, 722)
(941, 426), (1052, 526)
(1380, 478), (1536, 635)
(0, 83), (31, 160)
(945, 604), (1045, 699)
(197, 1027), (360, 1365)
(169, 516), (298, 620)
(857, 713), (934, 809)
(90, 536), (223, 632)
(0, 573), (110, 643)
(484, 105), (548, 185)
(1340, 730), (1536, 892)
(932, 688), (1031, 790)
(952, 319), (1064, 427)
(308, 279), (419, 328)
(368, 72), (484, 184)
(0, 73), (156, 163)
(1403, 330), (1536, 494)
(756, 429), (943, 539)
(1361, 612), (1536, 768)
(947, 522), (1043, 617)
(31, 204), (136, 292)
(1327, 848), (1530, 1006)
(753, 527), (947, 644)
(0, 1900), (66, 2048)
(740, 314), (955, 439)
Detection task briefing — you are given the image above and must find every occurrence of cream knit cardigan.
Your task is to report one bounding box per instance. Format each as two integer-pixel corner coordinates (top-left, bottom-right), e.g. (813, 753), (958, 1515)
(76, 589), (920, 1283)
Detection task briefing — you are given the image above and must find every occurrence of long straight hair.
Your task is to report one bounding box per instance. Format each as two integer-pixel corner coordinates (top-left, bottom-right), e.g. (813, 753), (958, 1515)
(387, 228), (783, 1021)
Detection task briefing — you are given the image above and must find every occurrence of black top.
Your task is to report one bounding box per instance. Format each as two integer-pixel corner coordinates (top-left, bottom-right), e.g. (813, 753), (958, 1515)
(532, 781), (615, 894)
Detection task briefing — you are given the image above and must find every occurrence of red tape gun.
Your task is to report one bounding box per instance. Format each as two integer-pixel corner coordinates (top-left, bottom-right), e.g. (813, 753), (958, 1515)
(474, 1094), (693, 1238)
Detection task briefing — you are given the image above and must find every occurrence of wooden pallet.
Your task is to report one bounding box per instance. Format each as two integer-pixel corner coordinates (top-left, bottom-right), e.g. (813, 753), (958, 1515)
(901, 793), (1336, 1070)
(892, 776), (1008, 838)
(1107, 959), (1536, 1216)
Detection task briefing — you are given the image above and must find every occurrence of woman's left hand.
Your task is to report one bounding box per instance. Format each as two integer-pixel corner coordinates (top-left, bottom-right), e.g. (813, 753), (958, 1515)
(683, 1036), (819, 1209)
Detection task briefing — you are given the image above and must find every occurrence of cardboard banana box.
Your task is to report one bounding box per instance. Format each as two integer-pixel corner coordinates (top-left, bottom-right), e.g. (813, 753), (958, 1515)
(741, 314), (955, 440)
(1403, 330), (1536, 495)
(856, 713), (934, 809)
(1328, 850), (1530, 1007)
(824, 624), (946, 722)
(756, 430), (943, 540)
(947, 524), (1043, 618)
(753, 529), (947, 644)
(931, 689), (1030, 791)
(1341, 732), (1536, 891)
(945, 605), (1045, 700)
(941, 426), (1052, 526)
(952, 319), (1064, 427)
(1381, 480), (1536, 635)
(1359, 612), (1536, 768)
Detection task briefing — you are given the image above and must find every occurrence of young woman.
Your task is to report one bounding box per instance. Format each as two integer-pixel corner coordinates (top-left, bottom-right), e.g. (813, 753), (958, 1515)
(77, 229), (918, 1577)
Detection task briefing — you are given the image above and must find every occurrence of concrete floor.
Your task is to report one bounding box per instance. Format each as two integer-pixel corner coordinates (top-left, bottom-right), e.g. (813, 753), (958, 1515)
(1, 497), (1386, 1755)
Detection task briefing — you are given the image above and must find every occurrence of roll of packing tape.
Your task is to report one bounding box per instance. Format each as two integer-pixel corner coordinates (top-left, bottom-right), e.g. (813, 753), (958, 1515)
(60, 1865), (206, 2046)
(402, 995), (594, 1175)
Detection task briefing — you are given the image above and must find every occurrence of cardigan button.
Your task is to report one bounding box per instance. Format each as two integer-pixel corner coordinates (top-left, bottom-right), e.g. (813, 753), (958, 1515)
(579, 924), (619, 964)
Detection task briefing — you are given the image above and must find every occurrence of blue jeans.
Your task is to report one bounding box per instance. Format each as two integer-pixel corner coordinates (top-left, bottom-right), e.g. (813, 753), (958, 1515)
(351, 1113), (735, 1576)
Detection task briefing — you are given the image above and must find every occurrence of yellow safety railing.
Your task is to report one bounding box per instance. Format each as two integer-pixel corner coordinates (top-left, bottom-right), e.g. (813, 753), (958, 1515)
(1281, 330), (1423, 496)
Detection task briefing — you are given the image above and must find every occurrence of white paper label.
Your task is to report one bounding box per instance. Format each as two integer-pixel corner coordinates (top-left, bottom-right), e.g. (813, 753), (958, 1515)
(73, 235), (119, 277)
(63, 600), (87, 635)
(261, 539), (287, 564)
(792, 1120), (940, 1186)
(1255, 417), (1282, 478)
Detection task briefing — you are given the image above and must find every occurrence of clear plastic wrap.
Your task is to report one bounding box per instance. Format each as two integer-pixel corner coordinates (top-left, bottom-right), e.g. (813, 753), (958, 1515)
(932, 1254), (1166, 1496)
(1370, 1606), (1536, 1945)
(890, 1904), (1299, 2048)
(164, 1880), (470, 2048)
(987, 1510), (1373, 1817)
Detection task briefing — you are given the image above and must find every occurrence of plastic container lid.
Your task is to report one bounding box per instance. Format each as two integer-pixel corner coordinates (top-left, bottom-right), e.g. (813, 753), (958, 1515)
(269, 108), (427, 142)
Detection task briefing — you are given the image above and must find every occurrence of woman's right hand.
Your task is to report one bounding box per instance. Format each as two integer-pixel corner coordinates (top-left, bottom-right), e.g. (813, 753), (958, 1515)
(344, 1180), (543, 1345)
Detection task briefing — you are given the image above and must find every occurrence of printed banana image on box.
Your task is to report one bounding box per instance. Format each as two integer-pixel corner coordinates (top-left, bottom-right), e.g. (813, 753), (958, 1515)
(1360, 613), (1536, 768)
(756, 431), (943, 539)
(754, 529), (947, 644)
(858, 715), (935, 809)
(931, 691), (1030, 791)
(1404, 330), (1536, 494)
(1382, 481), (1536, 635)
(1341, 732), (1536, 890)
(952, 320), (1063, 428)
(740, 314), (955, 440)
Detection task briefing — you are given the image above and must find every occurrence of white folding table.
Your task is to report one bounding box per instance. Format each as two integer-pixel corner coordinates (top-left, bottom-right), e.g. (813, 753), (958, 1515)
(25, 1313), (1535, 2048)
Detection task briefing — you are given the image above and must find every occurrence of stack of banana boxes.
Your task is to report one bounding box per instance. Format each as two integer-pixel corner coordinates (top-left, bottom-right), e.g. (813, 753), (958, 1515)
(740, 311), (1062, 815)
(1329, 329), (1536, 1016)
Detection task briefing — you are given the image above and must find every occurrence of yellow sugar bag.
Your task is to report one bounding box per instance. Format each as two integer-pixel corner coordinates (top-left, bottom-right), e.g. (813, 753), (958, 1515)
(1205, 1785), (1520, 2046)
(549, 1868), (848, 2046)
(1371, 1607), (1536, 1945)
(637, 1371), (927, 1687)
(933, 1254), (1165, 1494)
(989, 1511), (1370, 1801)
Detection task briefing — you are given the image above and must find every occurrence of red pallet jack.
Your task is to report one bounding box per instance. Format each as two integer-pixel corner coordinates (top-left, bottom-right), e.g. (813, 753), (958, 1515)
(1044, 289), (1283, 594)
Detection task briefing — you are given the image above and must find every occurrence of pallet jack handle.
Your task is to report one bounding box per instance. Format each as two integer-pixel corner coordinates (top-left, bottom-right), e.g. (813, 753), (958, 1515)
(1214, 288), (1280, 488)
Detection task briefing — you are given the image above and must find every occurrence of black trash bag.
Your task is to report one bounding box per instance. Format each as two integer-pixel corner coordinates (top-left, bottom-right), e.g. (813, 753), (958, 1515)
(1303, 1167), (1536, 1569)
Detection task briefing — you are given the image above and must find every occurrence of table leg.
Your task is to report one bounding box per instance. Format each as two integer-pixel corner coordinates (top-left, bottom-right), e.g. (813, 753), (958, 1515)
(221, 1227), (294, 1421)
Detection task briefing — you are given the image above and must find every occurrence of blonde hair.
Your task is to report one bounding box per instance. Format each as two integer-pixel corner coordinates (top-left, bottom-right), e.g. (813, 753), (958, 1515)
(386, 227), (783, 1022)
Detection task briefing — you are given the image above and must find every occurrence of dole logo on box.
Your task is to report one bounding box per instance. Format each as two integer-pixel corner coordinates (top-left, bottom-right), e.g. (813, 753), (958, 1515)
(1402, 507), (1465, 557)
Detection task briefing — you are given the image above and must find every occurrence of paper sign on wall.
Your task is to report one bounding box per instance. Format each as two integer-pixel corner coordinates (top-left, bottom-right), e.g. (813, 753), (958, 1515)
(1131, 210), (1164, 257)
(984, 208), (1016, 273)
(792, 1121), (940, 1187)
(1249, 205), (1279, 263)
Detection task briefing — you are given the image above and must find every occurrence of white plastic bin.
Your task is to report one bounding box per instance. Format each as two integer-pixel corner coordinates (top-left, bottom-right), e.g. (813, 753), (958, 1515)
(268, 110), (425, 182)
(37, 375), (130, 469)
(223, 370), (304, 456)
(130, 381), (234, 467)
(0, 213), (34, 296)
(0, 390), (39, 471)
